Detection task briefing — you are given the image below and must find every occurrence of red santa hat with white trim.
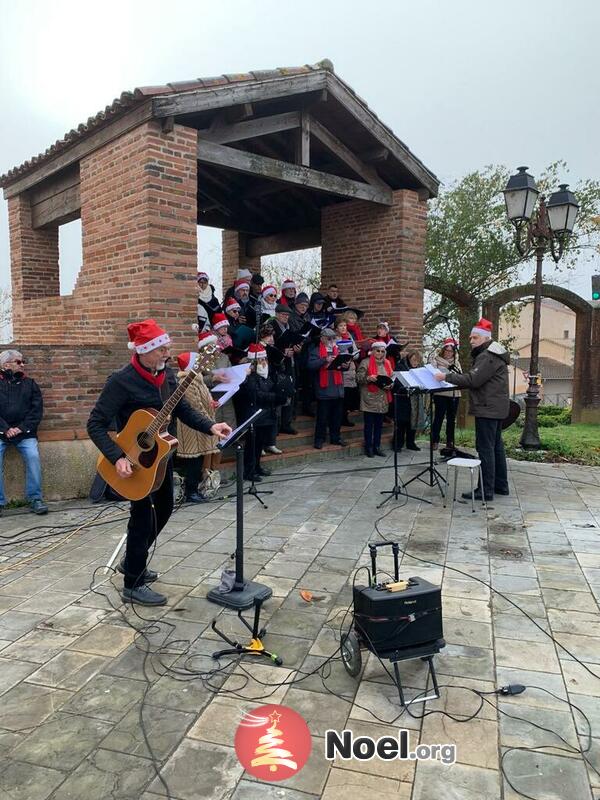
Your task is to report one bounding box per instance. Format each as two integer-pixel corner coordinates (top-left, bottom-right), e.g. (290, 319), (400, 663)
(443, 337), (459, 347)
(197, 271), (209, 282)
(225, 297), (241, 313)
(281, 278), (296, 291)
(211, 313), (229, 331)
(471, 318), (493, 338)
(262, 284), (277, 297)
(234, 278), (250, 292)
(176, 351), (198, 371)
(197, 331), (218, 350)
(246, 342), (267, 360)
(127, 319), (171, 354)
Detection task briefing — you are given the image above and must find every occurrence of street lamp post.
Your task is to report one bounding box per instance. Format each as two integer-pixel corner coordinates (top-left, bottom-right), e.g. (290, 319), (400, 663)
(503, 168), (579, 449)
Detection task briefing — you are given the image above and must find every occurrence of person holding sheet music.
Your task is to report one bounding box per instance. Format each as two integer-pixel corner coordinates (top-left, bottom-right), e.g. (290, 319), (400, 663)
(308, 292), (334, 329)
(356, 341), (393, 457)
(393, 349), (423, 452)
(307, 328), (348, 449)
(334, 317), (360, 427)
(430, 337), (462, 454)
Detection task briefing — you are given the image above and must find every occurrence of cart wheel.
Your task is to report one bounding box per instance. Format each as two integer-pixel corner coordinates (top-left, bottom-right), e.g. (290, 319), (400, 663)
(341, 630), (362, 677)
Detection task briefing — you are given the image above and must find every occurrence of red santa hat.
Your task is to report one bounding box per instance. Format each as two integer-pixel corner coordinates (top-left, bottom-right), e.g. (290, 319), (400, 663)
(197, 331), (218, 350)
(225, 297), (241, 313)
(127, 319), (171, 354)
(443, 337), (459, 348)
(197, 271), (209, 282)
(211, 313), (229, 331)
(176, 351), (198, 371)
(234, 278), (250, 292)
(246, 342), (267, 360)
(369, 340), (387, 352)
(281, 279), (296, 291)
(471, 318), (493, 338)
(262, 284), (277, 298)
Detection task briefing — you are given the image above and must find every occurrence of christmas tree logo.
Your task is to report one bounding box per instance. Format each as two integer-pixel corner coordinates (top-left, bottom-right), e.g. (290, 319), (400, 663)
(234, 703), (312, 781)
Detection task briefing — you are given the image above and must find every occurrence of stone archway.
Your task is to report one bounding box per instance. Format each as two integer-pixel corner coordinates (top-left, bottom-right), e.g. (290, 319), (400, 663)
(483, 283), (594, 421)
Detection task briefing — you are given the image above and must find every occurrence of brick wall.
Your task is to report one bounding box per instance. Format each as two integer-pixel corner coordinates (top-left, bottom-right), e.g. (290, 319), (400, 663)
(321, 189), (427, 347)
(221, 231), (261, 296)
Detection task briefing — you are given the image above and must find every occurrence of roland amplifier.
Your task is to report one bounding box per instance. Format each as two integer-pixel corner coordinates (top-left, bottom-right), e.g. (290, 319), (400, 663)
(352, 576), (443, 655)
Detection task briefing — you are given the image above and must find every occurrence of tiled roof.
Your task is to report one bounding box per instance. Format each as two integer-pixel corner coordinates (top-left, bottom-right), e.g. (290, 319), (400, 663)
(0, 59), (438, 192)
(514, 356), (573, 380)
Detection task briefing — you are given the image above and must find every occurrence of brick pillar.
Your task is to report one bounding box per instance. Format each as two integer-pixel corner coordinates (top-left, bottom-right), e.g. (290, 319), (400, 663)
(581, 306), (600, 422)
(74, 120), (199, 351)
(221, 231), (261, 296)
(321, 189), (427, 345)
(8, 194), (59, 338)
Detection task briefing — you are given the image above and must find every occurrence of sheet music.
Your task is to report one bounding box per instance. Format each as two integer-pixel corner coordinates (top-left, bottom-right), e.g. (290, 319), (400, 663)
(392, 368), (454, 390)
(210, 364), (250, 392)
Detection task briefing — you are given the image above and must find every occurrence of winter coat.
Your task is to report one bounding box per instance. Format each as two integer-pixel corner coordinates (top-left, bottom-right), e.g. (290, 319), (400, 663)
(289, 309), (311, 334)
(445, 340), (509, 419)
(197, 285), (222, 331)
(175, 370), (218, 458)
(87, 362), (214, 464)
(229, 320), (255, 350)
(356, 358), (390, 414)
(307, 344), (345, 400)
(236, 370), (293, 427)
(429, 353), (462, 399)
(0, 370), (43, 443)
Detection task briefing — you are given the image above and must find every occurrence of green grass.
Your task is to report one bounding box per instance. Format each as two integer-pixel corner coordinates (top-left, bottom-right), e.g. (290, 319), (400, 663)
(454, 423), (600, 466)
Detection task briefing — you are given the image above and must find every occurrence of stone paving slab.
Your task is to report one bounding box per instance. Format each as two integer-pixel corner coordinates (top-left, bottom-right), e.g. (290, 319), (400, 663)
(0, 454), (599, 798)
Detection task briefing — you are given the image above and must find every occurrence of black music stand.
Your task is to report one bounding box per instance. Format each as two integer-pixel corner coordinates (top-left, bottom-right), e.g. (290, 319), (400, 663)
(403, 388), (447, 498)
(377, 385), (427, 507)
(207, 410), (273, 611)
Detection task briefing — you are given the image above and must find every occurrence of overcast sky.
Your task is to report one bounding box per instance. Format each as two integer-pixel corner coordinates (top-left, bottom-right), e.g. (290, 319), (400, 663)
(1, 0), (599, 304)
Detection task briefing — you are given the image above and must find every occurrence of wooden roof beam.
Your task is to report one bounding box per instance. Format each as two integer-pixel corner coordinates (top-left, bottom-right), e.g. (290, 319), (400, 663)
(309, 116), (388, 188)
(201, 111), (300, 144)
(246, 227), (321, 258)
(197, 140), (393, 205)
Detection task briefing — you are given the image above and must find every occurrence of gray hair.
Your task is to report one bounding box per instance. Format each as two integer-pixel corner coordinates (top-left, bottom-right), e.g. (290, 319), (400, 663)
(0, 350), (23, 367)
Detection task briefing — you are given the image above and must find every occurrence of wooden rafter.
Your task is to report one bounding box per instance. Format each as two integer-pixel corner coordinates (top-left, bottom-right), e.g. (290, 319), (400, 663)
(201, 111), (300, 144)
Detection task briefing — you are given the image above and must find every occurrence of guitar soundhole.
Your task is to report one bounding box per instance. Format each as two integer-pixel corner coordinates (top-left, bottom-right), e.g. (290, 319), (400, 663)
(137, 432), (153, 451)
(138, 443), (158, 468)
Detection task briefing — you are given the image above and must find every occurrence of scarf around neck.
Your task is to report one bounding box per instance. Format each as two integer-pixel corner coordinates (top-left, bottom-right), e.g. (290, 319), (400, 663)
(319, 342), (343, 388)
(367, 355), (393, 402)
(131, 355), (166, 388)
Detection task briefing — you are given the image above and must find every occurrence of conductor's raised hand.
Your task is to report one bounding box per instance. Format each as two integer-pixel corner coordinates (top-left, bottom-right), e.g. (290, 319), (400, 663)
(211, 422), (232, 439)
(115, 457), (133, 478)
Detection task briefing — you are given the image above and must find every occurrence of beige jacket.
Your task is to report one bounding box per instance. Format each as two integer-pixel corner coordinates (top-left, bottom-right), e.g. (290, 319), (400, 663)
(356, 357), (391, 414)
(175, 370), (218, 458)
(430, 354), (462, 399)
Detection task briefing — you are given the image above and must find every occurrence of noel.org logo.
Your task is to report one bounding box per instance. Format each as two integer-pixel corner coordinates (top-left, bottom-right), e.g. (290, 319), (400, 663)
(234, 704), (312, 781)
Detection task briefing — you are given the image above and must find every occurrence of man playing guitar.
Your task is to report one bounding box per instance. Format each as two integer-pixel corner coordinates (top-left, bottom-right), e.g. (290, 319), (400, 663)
(87, 319), (231, 606)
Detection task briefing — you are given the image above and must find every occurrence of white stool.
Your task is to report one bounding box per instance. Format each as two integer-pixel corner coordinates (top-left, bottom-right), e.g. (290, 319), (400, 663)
(443, 457), (487, 513)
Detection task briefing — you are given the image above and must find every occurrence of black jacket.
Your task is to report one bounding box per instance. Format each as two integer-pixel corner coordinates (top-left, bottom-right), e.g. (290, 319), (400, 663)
(446, 341), (510, 419)
(237, 370), (293, 427)
(87, 362), (214, 464)
(0, 370), (43, 443)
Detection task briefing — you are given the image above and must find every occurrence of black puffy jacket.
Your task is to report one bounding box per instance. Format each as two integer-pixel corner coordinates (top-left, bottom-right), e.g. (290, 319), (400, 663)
(0, 370), (43, 443)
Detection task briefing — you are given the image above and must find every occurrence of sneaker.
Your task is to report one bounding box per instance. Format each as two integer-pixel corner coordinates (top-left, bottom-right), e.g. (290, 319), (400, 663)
(117, 560), (158, 584)
(31, 499), (48, 515)
(121, 584), (167, 606)
(265, 445), (283, 455)
(185, 492), (208, 504)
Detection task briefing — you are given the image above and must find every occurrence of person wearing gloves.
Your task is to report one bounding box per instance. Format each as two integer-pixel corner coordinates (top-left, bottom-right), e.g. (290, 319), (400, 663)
(356, 340), (393, 457)
(434, 318), (510, 502)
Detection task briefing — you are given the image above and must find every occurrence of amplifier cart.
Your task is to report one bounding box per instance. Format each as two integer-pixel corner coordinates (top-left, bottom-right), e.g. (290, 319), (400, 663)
(341, 541), (445, 709)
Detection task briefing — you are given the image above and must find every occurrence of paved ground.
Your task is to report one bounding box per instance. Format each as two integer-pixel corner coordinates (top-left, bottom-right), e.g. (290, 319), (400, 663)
(0, 448), (599, 800)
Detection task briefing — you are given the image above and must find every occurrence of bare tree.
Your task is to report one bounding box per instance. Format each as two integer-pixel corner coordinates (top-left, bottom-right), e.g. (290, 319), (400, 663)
(0, 288), (12, 344)
(261, 248), (321, 294)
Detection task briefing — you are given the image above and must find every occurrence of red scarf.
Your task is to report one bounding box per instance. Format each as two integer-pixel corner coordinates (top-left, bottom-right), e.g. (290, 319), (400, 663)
(347, 322), (364, 341)
(131, 355), (166, 388)
(367, 355), (393, 402)
(319, 342), (343, 388)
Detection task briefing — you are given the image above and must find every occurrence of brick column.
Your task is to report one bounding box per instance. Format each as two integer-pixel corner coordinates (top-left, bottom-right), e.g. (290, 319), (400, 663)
(221, 231), (261, 296)
(321, 189), (427, 345)
(8, 194), (59, 338)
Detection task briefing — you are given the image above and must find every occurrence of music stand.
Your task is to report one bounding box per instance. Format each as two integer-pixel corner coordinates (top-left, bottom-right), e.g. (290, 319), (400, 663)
(403, 388), (447, 498)
(207, 409), (273, 611)
(377, 385), (428, 507)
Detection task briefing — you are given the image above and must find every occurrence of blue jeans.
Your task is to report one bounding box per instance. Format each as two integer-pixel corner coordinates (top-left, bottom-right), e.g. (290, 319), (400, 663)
(0, 437), (43, 505)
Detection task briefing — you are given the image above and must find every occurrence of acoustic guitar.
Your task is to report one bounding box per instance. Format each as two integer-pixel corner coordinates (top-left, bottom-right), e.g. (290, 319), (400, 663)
(97, 347), (220, 501)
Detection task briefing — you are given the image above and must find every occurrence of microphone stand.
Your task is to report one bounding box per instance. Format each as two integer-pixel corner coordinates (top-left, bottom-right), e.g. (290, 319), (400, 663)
(403, 388), (447, 497)
(377, 384), (428, 507)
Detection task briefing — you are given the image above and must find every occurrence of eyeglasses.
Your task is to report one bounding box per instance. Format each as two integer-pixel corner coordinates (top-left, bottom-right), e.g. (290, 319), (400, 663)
(10, 359), (24, 365)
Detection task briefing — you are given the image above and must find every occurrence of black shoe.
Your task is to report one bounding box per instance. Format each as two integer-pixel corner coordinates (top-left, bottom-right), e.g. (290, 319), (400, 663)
(332, 440), (347, 447)
(117, 560), (158, 584)
(365, 447), (374, 458)
(280, 427), (297, 435)
(185, 492), (208, 504)
(407, 444), (420, 451)
(393, 445), (403, 453)
(31, 499), (48, 515)
(244, 472), (262, 482)
(461, 490), (493, 502)
(121, 584), (167, 606)
(374, 448), (386, 457)
(342, 418), (356, 427)
(0, 506), (3, 517)
(314, 442), (323, 450)
(494, 488), (510, 496)
(256, 466), (272, 477)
